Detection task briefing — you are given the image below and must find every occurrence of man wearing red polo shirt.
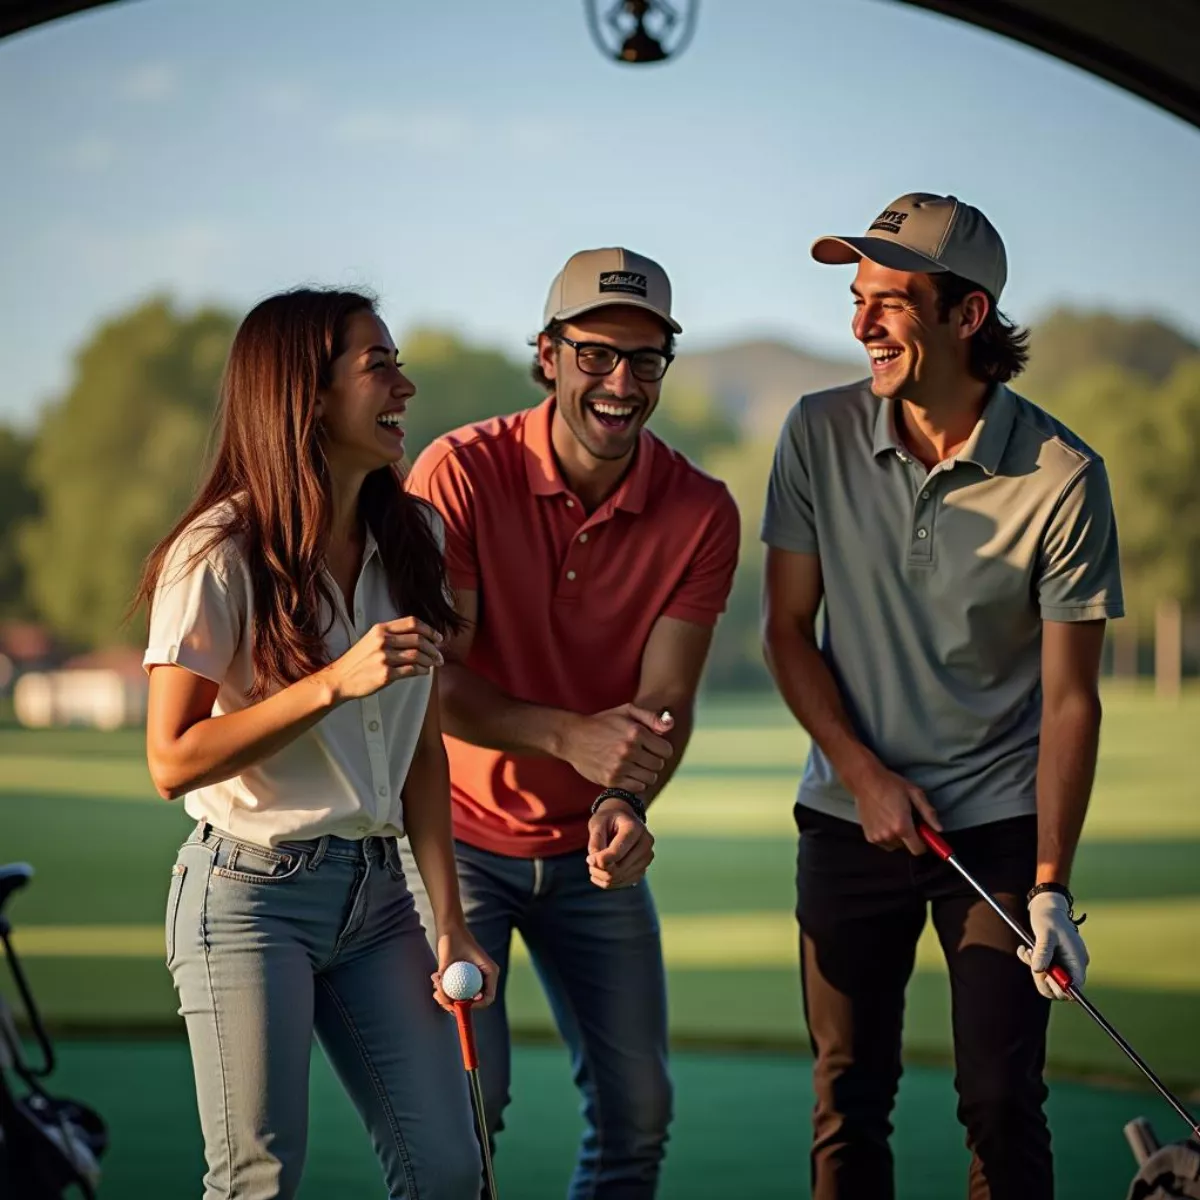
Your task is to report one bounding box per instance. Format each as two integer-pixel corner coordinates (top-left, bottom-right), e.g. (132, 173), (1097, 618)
(402, 247), (740, 1198)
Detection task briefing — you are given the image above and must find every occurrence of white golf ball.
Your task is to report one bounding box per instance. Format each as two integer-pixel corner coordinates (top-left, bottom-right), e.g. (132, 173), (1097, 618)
(442, 960), (483, 1001)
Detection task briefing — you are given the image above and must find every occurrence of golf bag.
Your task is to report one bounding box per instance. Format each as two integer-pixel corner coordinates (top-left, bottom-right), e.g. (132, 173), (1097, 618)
(1126, 1117), (1200, 1199)
(0, 863), (108, 1199)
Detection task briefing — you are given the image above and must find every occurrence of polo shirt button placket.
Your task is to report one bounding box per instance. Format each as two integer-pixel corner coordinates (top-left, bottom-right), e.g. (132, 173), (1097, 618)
(908, 469), (938, 562)
(909, 519), (933, 564)
(570, 524), (593, 579)
(557, 545), (583, 594)
(559, 510), (592, 594)
(910, 471), (933, 559)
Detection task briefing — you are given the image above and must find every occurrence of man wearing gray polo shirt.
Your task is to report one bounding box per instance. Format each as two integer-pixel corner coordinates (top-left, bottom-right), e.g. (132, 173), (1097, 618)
(761, 192), (1123, 1200)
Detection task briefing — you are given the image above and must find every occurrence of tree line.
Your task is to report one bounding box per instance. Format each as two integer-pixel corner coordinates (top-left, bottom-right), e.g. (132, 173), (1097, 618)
(2, 297), (1197, 691)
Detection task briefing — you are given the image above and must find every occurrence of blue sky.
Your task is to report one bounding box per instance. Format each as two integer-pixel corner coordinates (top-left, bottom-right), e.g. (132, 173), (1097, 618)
(1, 0), (1198, 425)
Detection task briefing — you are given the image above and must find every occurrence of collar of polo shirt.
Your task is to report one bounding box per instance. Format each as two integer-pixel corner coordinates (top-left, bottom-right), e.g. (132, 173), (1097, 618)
(871, 384), (1017, 477)
(521, 396), (656, 513)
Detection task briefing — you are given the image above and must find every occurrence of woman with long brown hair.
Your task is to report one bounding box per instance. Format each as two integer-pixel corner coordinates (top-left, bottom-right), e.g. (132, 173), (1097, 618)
(134, 287), (497, 1199)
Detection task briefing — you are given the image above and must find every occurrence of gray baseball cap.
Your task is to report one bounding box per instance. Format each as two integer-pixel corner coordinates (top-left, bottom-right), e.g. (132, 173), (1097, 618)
(811, 193), (1007, 299)
(543, 247), (682, 334)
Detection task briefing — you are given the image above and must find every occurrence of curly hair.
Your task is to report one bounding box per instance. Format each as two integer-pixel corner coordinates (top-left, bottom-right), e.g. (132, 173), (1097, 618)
(931, 273), (1030, 383)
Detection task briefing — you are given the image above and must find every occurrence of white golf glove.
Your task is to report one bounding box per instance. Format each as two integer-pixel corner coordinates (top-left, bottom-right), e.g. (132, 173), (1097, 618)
(1017, 890), (1089, 1001)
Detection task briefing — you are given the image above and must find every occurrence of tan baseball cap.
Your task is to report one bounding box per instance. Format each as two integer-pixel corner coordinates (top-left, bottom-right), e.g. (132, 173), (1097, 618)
(543, 247), (682, 334)
(811, 193), (1007, 299)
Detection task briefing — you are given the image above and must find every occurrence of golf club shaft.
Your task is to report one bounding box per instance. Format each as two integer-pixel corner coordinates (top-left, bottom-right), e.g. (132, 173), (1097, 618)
(916, 823), (1200, 1140)
(467, 1066), (499, 1200)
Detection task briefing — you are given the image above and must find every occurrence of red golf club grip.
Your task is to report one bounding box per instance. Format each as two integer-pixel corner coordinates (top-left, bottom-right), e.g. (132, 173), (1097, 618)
(1048, 964), (1074, 991)
(453, 1001), (478, 1071)
(916, 823), (953, 861)
(916, 824), (1076, 993)
(916, 834), (1197, 1134)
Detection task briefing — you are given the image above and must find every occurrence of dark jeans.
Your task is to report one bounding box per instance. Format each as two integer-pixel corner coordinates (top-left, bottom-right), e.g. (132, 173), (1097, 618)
(399, 839), (672, 1200)
(795, 807), (1052, 1200)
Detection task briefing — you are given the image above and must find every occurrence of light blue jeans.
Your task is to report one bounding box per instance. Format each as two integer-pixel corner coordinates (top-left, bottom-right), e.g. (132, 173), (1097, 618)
(398, 838), (673, 1200)
(166, 820), (481, 1200)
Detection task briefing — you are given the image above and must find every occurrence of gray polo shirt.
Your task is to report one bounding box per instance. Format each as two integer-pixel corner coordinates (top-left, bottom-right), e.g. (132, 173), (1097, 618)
(761, 379), (1124, 831)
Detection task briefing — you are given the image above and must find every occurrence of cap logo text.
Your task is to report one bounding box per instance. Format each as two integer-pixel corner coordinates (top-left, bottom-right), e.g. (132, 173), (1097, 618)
(869, 210), (908, 235)
(598, 270), (648, 297)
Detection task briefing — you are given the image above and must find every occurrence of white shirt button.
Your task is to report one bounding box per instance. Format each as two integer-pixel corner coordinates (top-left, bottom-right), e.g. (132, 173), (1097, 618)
(565, 499), (575, 508)
(916, 528), (928, 539)
(578, 533), (588, 543)
(368, 720), (380, 732)
(355, 608), (364, 621)
(566, 570), (577, 581)
(377, 785), (388, 797)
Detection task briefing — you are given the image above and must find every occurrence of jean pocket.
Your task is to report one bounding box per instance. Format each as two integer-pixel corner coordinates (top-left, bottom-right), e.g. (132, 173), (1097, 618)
(165, 862), (187, 968)
(212, 839), (305, 885)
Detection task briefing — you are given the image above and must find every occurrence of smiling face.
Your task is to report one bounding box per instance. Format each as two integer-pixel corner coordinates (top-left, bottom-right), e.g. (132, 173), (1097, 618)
(850, 258), (986, 405)
(537, 306), (671, 464)
(316, 309), (415, 473)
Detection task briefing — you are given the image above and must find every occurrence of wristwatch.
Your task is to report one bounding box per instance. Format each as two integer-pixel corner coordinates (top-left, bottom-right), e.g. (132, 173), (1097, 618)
(591, 787), (647, 824)
(1027, 881), (1087, 926)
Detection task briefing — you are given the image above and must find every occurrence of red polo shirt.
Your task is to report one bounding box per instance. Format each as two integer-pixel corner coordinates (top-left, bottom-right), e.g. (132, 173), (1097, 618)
(406, 397), (740, 858)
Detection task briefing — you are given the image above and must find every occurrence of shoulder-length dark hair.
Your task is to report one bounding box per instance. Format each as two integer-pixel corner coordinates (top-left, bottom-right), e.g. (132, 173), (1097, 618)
(932, 273), (1030, 384)
(133, 287), (460, 700)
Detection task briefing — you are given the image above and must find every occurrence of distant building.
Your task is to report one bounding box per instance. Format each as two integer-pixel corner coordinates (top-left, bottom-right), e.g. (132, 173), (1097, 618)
(0, 620), (62, 696)
(13, 646), (147, 730)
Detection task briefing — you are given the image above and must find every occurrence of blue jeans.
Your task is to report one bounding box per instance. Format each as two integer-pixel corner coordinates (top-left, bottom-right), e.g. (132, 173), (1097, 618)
(166, 821), (481, 1200)
(398, 838), (673, 1200)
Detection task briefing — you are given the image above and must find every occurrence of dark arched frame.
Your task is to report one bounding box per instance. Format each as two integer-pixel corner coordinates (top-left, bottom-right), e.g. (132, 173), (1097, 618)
(2, 0), (1198, 130)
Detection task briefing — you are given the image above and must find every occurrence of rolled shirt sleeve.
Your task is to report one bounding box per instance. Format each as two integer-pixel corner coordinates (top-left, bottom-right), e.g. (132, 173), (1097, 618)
(1038, 458), (1125, 621)
(143, 528), (244, 684)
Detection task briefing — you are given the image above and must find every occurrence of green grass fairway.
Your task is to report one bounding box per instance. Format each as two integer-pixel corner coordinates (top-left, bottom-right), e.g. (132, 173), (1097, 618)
(2, 685), (1198, 1196)
(40, 1040), (1162, 1200)
(2, 683), (1198, 1096)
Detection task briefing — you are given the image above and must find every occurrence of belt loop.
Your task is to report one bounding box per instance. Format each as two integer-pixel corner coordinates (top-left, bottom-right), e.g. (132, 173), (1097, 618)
(307, 836), (329, 871)
(196, 817), (211, 841)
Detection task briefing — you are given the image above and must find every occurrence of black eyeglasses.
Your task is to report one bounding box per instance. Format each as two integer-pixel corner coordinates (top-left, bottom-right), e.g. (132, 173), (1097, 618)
(555, 334), (674, 383)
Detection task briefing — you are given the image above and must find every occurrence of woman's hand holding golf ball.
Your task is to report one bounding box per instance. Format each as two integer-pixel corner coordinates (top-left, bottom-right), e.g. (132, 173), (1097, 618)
(431, 928), (498, 1013)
